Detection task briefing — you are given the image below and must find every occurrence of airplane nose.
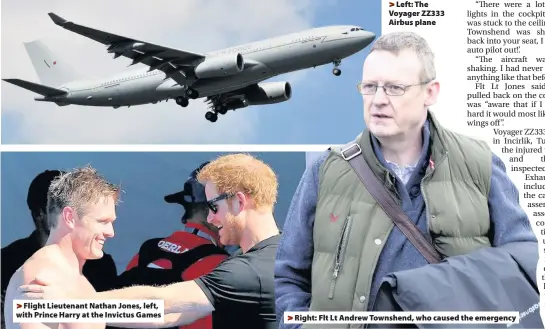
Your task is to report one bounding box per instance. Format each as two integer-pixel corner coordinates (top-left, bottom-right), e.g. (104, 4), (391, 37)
(360, 31), (376, 47)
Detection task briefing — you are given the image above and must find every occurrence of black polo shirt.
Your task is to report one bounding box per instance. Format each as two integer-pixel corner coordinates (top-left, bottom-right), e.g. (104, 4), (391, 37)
(194, 234), (280, 329)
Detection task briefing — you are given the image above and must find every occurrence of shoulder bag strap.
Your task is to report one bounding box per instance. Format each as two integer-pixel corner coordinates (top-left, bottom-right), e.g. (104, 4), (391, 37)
(339, 141), (442, 264)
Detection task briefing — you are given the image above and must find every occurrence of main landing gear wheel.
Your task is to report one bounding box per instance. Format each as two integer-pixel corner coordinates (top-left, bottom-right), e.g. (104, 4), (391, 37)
(216, 105), (228, 115)
(332, 58), (342, 76)
(186, 88), (199, 100)
(176, 96), (189, 107)
(205, 111), (218, 122)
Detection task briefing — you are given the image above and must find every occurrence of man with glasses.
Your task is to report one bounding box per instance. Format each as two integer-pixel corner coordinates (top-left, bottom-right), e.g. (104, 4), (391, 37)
(275, 31), (536, 328)
(20, 154), (281, 329)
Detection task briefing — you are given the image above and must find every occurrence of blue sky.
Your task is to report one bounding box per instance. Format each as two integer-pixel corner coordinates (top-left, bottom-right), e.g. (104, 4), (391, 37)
(1, 0), (381, 144)
(1, 151), (307, 270)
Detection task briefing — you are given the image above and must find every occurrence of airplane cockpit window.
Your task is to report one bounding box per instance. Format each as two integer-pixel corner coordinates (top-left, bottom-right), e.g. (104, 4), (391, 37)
(343, 27), (364, 34)
(346, 27), (364, 33)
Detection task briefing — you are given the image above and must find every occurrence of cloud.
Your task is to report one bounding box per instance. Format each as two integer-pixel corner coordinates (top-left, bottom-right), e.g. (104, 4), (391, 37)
(1, 0), (318, 144)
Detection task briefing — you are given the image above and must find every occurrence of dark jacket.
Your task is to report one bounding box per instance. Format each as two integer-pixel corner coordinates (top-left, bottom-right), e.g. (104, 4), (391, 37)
(276, 121), (537, 329)
(371, 242), (542, 329)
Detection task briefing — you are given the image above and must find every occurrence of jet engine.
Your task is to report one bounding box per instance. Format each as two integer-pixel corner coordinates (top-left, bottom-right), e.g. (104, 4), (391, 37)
(194, 53), (245, 79)
(244, 82), (292, 105)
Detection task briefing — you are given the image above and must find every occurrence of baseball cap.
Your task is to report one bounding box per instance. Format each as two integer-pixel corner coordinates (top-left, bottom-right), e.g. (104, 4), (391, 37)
(164, 161), (209, 206)
(27, 169), (64, 212)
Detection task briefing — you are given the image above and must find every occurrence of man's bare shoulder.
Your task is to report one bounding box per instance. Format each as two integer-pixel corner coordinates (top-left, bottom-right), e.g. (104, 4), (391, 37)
(19, 246), (67, 285)
(4, 263), (59, 329)
(6, 247), (102, 329)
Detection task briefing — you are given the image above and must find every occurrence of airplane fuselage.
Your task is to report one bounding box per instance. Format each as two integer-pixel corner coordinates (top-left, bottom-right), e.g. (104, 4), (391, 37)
(50, 26), (374, 107)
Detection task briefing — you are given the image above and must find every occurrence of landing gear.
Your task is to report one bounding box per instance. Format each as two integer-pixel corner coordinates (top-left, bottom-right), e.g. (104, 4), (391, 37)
(175, 88), (199, 108)
(204, 105), (228, 122)
(216, 105), (228, 115)
(205, 111), (218, 122)
(176, 96), (188, 107)
(185, 88), (199, 100)
(332, 58), (342, 76)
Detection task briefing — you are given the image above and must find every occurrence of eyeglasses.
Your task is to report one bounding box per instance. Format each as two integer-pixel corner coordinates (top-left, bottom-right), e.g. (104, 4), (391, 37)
(356, 79), (434, 96)
(206, 193), (235, 214)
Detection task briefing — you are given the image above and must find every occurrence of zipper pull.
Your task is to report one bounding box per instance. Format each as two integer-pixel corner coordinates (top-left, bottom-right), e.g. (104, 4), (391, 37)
(329, 263), (340, 299)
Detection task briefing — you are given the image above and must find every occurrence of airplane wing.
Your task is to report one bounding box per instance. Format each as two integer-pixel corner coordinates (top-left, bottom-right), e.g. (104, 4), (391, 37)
(47, 13), (205, 86)
(203, 84), (264, 112)
(204, 81), (291, 115)
(205, 93), (246, 113)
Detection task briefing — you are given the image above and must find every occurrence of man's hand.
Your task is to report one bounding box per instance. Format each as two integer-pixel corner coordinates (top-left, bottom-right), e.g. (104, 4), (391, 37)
(18, 276), (73, 300)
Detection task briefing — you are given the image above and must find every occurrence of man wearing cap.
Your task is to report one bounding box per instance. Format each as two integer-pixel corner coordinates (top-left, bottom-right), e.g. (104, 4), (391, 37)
(116, 162), (229, 329)
(1, 170), (118, 329)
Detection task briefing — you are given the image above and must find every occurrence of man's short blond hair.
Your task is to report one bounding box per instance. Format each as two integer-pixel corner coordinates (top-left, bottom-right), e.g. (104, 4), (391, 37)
(197, 153), (278, 209)
(47, 165), (121, 228)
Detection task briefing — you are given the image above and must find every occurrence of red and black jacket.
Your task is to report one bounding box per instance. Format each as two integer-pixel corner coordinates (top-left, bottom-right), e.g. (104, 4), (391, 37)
(116, 223), (229, 329)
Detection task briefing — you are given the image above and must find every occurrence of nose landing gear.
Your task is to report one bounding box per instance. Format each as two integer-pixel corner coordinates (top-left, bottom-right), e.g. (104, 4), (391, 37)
(332, 58), (342, 76)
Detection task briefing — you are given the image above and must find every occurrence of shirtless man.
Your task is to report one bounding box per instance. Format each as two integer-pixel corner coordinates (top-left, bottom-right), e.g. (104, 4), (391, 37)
(4, 166), (120, 329)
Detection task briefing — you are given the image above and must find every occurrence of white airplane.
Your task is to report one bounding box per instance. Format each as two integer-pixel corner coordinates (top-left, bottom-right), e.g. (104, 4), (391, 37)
(3, 12), (376, 122)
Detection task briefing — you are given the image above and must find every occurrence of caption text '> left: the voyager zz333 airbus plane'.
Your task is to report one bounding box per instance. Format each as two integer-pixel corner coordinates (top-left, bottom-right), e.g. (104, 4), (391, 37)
(3, 13), (376, 122)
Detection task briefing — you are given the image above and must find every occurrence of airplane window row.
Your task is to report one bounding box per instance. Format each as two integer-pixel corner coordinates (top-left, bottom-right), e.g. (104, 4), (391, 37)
(98, 71), (159, 87)
(219, 37), (318, 55)
(350, 28), (364, 31)
(293, 36), (320, 43)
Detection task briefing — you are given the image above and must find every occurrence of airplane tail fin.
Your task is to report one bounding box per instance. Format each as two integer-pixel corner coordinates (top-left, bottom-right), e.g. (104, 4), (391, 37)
(2, 78), (68, 97)
(23, 39), (81, 87)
